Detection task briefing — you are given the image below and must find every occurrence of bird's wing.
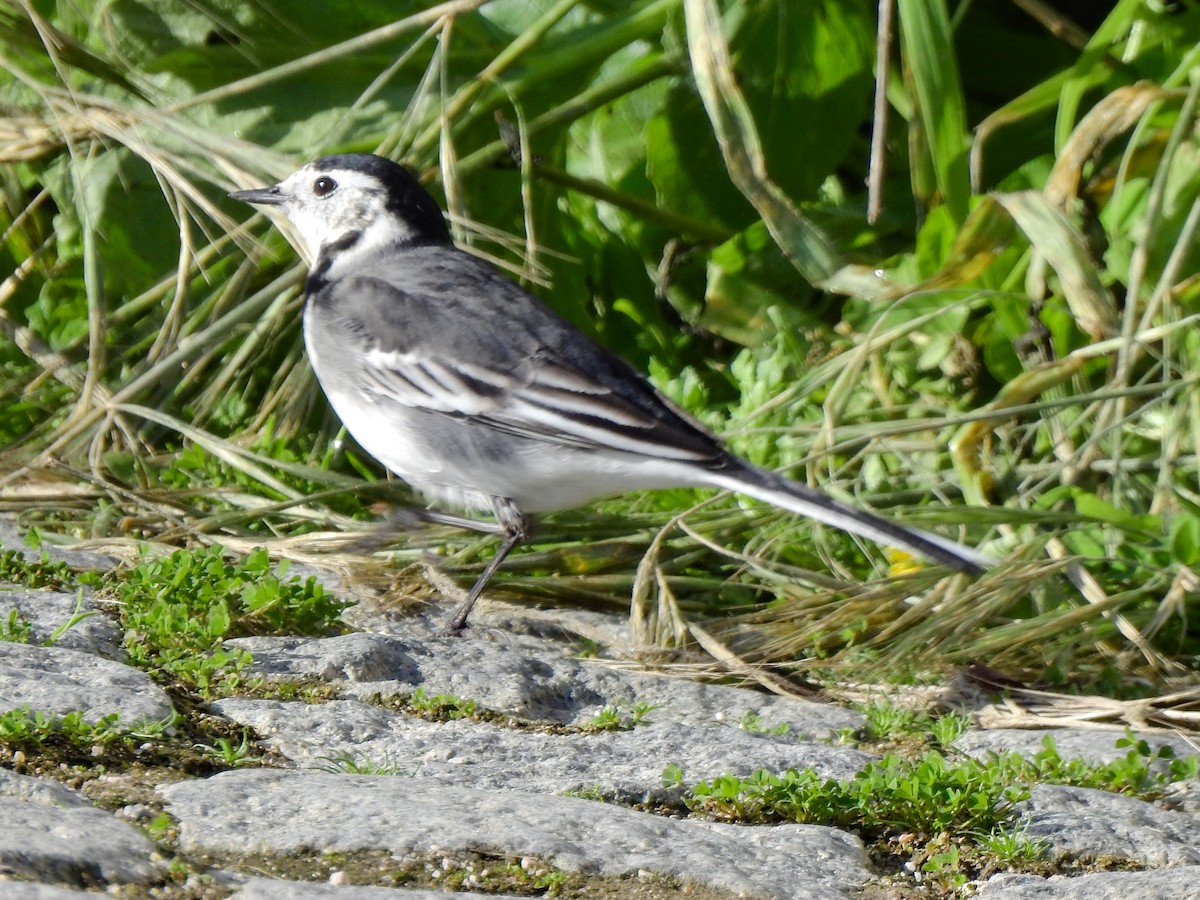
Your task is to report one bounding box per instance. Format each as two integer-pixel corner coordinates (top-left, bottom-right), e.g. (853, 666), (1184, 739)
(320, 265), (723, 464)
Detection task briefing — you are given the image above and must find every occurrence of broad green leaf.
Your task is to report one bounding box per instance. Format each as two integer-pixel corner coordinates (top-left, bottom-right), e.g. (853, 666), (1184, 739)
(682, 0), (870, 284)
(701, 220), (816, 345)
(654, 0), (873, 232)
(1170, 513), (1200, 566)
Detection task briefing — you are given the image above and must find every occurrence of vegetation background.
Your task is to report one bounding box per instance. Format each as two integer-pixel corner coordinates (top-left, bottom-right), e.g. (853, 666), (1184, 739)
(1, 0), (1198, 700)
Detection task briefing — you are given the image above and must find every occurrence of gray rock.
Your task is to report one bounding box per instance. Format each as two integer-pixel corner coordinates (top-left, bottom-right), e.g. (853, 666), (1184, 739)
(210, 698), (872, 796)
(977, 865), (1200, 898)
(0, 644), (174, 725)
(0, 769), (87, 808)
(1016, 783), (1200, 866)
(234, 878), (521, 898)
(1161, 777), (1200, 816)
(607, 669), (861, 740)
(229, 633), (421, 684)
(229, 631), (863, 736)
(0, 589), (123, 660)
(0, 886), (104, 899)
(0, 771), (163, 886)
(161, 770), (870, 900)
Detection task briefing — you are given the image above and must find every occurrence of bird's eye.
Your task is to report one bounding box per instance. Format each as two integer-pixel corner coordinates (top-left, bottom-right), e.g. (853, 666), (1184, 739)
(313, 176), (337, 197)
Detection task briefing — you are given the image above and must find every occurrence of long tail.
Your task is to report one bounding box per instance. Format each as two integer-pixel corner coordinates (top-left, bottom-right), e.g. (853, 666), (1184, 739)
(702, 460), (991, 576)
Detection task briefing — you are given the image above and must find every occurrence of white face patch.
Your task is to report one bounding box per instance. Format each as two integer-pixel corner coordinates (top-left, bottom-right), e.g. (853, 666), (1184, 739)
(275, 165), (416, 261)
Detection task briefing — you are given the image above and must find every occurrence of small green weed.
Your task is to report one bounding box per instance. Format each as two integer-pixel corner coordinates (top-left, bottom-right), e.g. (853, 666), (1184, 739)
(680, 751), (1028, 834)
(238, 679), (340, 704)
(858, 700), (971, 750)
(921, 842), (967, 890)
(194, 731), (256, 767)
(631, 702), (656, 725)
(585, 701), (656, 731)
(318, 750), (410, 776)
(0, 550), (93, 590)
(676, 731), (1200, 835)
(975, 826), (1050, 866)
(431, 855), (569, 894)
(0, 707), (172, 750)
(0, 608), (33, 642)
(829, 727), (859, 746)
(860, 700), (925, 741)
(114, 545), (349, 698)
(740, 711), (791, 736)
(1022, 731), (1200, 797)
(928, 711), (970, 748)
(672, 730), (1199, 888)
(144, 812), (174, 842)
(405, 687), (477, 720)
(586, 707), (623, 730)
(562, 785), (608, 803)
(573, 636), (602, 658)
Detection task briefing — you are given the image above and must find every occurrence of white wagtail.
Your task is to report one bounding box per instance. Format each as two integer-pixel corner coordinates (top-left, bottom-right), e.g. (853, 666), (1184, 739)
(230, 153), (989, 634)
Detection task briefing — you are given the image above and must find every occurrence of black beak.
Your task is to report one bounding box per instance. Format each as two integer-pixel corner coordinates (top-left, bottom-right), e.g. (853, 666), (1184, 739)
(229, 185), (286, 206)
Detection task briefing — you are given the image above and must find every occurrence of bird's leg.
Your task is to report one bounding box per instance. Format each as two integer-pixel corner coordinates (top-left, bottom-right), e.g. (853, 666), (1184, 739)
(440, 499), (530, 636)
(439, 530), (523, 636)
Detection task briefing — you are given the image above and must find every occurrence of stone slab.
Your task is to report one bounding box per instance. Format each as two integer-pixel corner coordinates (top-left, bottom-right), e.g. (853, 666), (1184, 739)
(211, 697), (871, 797)
(229, 631), (862, 736)
(0, 770), (162, 886)
(0, 644), (173, 726)
(977, 865), (1200, 898)
(161, 770), (870, 900)
(0, 589), (123, 660)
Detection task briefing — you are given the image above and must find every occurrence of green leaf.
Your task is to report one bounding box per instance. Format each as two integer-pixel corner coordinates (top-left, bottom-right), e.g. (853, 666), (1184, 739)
(1070, 489), (1162, 535)
(683, 0), (872, 284)
(1169, 513), (1200, 565)
(897, 0), (970, 222)
(701, 221), (817, 344)
(993, 191), (1119, 338)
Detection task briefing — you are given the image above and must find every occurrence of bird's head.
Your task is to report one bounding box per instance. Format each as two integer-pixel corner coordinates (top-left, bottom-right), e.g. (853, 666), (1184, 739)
(229, 154), (450, 265)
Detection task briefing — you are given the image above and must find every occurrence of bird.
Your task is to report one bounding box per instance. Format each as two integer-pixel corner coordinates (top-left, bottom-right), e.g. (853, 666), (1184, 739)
(230, 153), (989, 635)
